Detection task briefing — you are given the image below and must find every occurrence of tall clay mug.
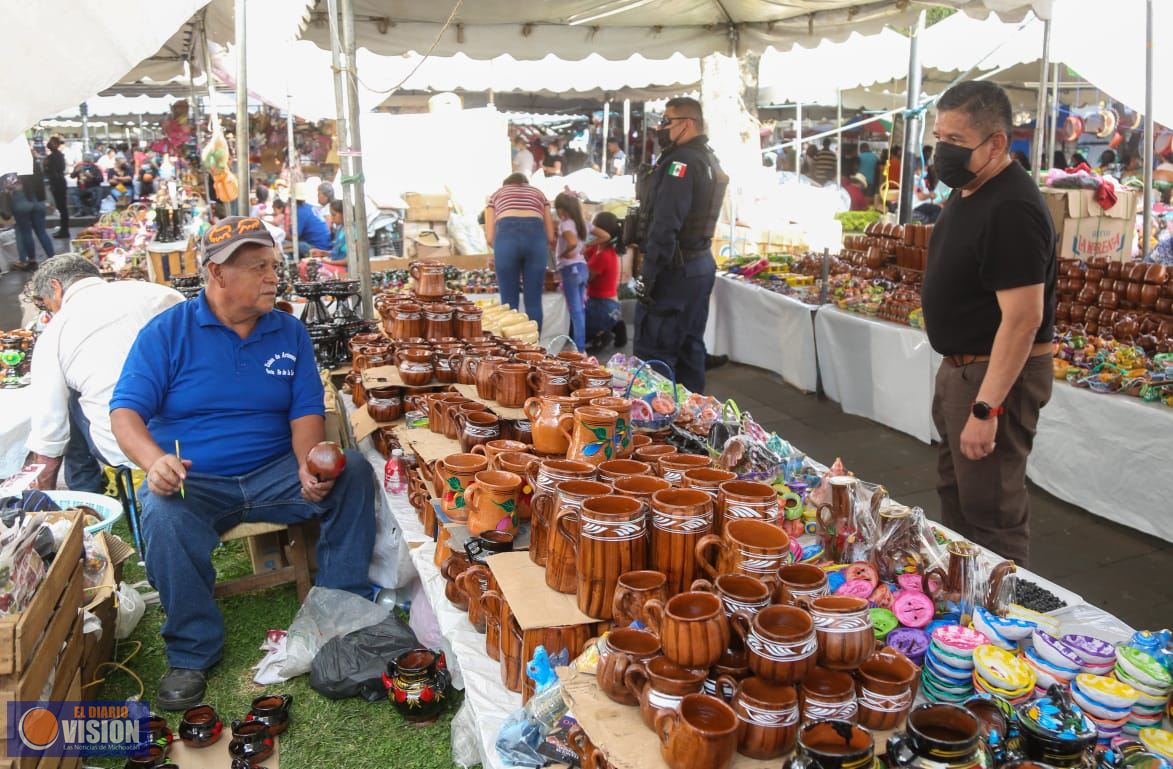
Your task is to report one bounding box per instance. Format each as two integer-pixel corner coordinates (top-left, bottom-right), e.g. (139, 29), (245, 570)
(569, 494), (647, 620)
(695, 518), (791, 583)
(789, 719), (876, 769)
(656, 693), (739, 769)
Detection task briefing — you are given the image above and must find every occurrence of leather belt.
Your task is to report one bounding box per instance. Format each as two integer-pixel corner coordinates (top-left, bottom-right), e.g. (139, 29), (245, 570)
(944, 342), (1052, 368)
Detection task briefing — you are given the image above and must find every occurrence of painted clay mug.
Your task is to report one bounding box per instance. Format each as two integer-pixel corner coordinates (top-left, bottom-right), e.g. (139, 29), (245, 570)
(559, 406), (619, 466)
(695, 518), (791, 583)
(691, 574), (773, 621)
(472, 354), (510, 401)
(655, 693), (739, 769)
(650, 488), (715, 595)
(809, 596), (874, 671)
(527, 460), (598, 567)
(527, 362), (572, 397)
(731, 605), (819, 685)
(591, 396), (634, 458)
(644, 591), (730, 670)
(490, 362), (532, 408)
(463, 470), (523, 535)
(855, 646), (919, 731)
(595, 627), (662, 706)
(800, 666), (858, 724)
(712, 676), (800, 760)
(543, 479), (610, 593)
(612, 570), (669, 628)
(523, 395), (579, 456)
(625, 656), (708, 729)
(436, 453), (489, 521)
(715, 480), (780, 534)
(561, 494), (647, 619)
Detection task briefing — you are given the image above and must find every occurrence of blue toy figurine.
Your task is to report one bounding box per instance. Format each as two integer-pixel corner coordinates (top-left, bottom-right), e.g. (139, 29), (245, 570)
(526, 646), (559, 693)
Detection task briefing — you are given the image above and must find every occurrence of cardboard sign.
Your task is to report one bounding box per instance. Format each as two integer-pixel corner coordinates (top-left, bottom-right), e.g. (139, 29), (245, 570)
(454, 384), (528, 420)
(486, 552), (596, 630)
(392, 426), (461, 464)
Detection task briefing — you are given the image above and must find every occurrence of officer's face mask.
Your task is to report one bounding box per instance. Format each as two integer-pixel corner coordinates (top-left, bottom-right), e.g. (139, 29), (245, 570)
(655, 116), (689, 149)
(933, 132), (998, 189)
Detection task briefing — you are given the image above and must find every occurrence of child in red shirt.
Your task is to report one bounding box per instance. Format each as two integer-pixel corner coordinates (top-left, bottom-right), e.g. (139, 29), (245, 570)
(584, 211), (626, 352)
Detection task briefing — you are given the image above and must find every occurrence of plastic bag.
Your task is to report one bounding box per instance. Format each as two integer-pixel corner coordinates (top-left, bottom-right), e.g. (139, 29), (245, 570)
(309, 613), (419, 700)
(114, 581), (148, 640)
(277, 587), (389, 680)
(451, 701), (484, 769)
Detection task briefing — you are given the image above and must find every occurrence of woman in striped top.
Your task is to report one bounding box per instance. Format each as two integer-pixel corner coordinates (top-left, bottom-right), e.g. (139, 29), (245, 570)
(484, 173), (555, 328)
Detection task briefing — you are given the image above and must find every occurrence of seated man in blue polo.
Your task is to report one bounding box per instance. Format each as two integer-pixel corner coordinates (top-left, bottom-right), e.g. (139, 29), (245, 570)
(293, 181), (333, 258)
(109, 216), (375, 710)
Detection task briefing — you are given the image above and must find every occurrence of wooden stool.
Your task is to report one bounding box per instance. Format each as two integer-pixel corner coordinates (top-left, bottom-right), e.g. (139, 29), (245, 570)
(214, 522), (313, 602)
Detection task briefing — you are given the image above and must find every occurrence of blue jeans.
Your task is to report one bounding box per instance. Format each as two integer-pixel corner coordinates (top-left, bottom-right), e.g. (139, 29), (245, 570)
(139, 451), (375, 669)
(559, 262), (588, 351)
(586, 297), (622, 340)
(493, 217), (548, 329)
(11, 191), (54, 264)
(65, 389), (107, 494)
(634, 253), (716, 393)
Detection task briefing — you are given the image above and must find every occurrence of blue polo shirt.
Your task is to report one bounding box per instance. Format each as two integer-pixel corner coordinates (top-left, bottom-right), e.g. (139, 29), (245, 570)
(297, 201), (333, 250)
(110, 292), (325, 477)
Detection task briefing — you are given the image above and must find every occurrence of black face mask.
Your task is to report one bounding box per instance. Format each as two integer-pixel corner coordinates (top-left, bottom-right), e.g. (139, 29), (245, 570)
(933, 133), (994, 189)
(655, 126), (674, 149)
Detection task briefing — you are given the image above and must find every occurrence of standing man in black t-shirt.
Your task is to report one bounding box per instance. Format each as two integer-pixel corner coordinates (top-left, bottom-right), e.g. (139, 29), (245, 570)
(921, 81), (1056, 566)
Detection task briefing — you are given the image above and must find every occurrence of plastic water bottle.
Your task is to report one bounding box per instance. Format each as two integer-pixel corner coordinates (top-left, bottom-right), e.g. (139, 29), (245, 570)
(384, 448), (407, 494)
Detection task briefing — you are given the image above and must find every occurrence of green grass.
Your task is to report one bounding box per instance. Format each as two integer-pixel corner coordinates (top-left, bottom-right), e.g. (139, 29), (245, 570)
(91, 518), (464, 769)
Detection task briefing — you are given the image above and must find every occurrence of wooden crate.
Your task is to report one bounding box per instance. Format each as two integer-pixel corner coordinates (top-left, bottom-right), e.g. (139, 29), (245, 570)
(0, 511), (86, 769)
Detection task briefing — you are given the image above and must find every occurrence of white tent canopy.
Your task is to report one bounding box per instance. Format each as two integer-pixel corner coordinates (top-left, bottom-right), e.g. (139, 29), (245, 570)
(297, 0), (1051, 60)
(758, 28), (911, 107)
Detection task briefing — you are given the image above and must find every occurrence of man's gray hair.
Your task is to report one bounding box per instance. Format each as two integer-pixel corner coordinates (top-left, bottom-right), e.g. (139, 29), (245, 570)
(31, 254), (100, 300)
(317, 182), (335, 201)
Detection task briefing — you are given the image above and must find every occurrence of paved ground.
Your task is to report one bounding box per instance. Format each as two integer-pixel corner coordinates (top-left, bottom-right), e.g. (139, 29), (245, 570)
(0, 269), (30, 329)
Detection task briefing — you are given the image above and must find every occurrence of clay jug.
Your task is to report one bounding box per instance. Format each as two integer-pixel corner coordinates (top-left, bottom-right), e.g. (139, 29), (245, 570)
(523, 395), (578, 456)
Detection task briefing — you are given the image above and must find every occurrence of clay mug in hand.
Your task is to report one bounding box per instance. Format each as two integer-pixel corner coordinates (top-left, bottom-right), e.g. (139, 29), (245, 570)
(650, 488), (715, 595)
(854, 646), (919, 731)
(643, 591), (730, 670)
(559, 406), (620, 466)
(695, 518), (791, 583)
(788, 718), (876, 769)
(655, 693), (739, 769)
(800, 666), (858, 724)
(565, 494), (647, 619)
(625, 656), (708, 730)
(595, 627), (662, 705)
(612, 569), (669, 628)
(462, 470), (522, 536)
(731, 605), (819, 685)
(809, 596), (874, 671)
(713, 676), (800, 760)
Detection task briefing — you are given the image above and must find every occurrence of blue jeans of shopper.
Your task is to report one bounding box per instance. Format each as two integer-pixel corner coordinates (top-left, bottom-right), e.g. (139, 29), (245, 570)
(559, 262), (588, 351)
(11, 191), (54, 265)
(65, 389), (108, 494)
(493, 216), (548, 329)
(139, 450), (375, 669)
(586, 297), (622, 341)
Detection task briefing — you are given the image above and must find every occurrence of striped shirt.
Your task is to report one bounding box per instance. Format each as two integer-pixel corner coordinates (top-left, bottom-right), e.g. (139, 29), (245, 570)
(488, 184), (548, 216)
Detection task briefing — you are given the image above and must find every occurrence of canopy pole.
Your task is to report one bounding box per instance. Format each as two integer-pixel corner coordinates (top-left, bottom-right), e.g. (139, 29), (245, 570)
(80, 104), (89, 155)
(342, 0), (373, 317)
(1032, 17), (1052, 182)
(795, 102), (802, 175)
(623, 98), (631, 165)
(234, 0), (249, 215)
(1047, 62), (1059, 170)
(1142, 0), (1154, 259)
(602, 100), (611, 174)
(326, 0), (350, 268)
(640, 103), (648, 165)
(836, 89), (842, 186)
(185, 58), (204, 166)
(898, 10), (925, 225)
(287, 96), (299, 262)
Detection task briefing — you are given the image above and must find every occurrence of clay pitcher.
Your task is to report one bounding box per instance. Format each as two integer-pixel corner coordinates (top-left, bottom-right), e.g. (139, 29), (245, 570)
(558, 406), (619, 466)
(650, 488), (715, 595)
(523, 395), (579, 456)
(527, 460), (598, 567)
(463, 470), (523, 536)
(566, 494), (648, 620)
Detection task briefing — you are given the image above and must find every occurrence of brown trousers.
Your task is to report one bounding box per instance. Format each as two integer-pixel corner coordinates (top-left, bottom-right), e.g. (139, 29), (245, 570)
(931, 353), (1053, 567)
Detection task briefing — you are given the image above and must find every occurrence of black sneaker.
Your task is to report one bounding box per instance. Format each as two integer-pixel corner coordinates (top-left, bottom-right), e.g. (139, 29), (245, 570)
(156, 667), (208, 711)
(704, 354), (729, 370)
(611, 320), (628, 348)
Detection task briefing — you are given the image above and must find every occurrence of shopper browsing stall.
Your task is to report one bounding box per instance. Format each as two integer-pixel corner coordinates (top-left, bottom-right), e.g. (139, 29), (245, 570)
(109, 217), (375, 710)
(45, 135), (69, 238)
(633, 96), (728, 392)
(305, 199), (348, 279)
(554, 192), (589, 351)
(0, 153), (56, 270)
(292, 181), (333, 257)
(484, 173), (555, 329)
(921, 81), (1056, 567)
(584, 211), (625, 352)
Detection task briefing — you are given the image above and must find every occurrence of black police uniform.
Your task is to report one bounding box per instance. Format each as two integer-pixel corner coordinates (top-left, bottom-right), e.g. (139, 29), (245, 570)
(633, 135), (728, 393)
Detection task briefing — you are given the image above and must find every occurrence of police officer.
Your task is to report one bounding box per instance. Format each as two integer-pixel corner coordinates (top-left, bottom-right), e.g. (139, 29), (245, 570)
(633, 97), (728, 393)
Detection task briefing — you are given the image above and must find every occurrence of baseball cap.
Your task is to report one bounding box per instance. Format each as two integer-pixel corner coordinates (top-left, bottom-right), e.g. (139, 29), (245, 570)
(200, 216), (276, 266)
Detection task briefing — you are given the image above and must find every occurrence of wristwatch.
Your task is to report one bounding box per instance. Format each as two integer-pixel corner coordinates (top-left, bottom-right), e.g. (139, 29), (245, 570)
(971, 401), (1004, 420)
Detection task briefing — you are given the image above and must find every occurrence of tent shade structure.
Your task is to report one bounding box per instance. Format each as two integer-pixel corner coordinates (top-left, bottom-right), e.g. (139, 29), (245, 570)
(296, 0), (1051, 59)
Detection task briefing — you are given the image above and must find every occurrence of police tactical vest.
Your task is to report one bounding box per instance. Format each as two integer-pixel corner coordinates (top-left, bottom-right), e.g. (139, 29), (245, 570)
(634, 139), (728, 254)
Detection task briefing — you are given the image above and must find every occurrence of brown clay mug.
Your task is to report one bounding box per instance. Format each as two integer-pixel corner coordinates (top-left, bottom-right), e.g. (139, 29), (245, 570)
(570, 386), (611, 408)
(631, 433), (653, 450)
(458, 410), (501, 454)
(528, 460), (598, 568)
(428, 393), (465, 434)
(456, 562), (493, 632)
(491, 362), (532, 408)
(470, 439), (530, 469)
(479, 589), (505, 661)
(437, 453), (489, 521)
(658, 453), (714, 484)
(713, 676), (800, 760)
(855, 646), (919, 731)
(520, 622), (595, 702)
(644, 591), (730, 670)
(789, 718), (875, 769)
(691, 574), (773, 620)
(543, 479), (610, 593)
(809, 596), (874, 671)
(635, 443), (678, 465)
(463, 470), (522, 536)
(681, 467), (738, 497)
(472, 355), (510, 401)
(592, 396), (634, 458)
(527, 362), (572, 397)
(612, 570), (669, 628)
(777, 563), (831, 608)
(613, 474), (672, 511)
(655, 693), (739, 769)
(625, 656), (708, 730)
(731, 605), (818, 685)
(650, 488), (715, 595)
(715, 480), (780, 534)
(566, 725), (613, 769)
(447, 401), (488, 442)
(559, 406), (619, 466)
(522, 394), (578, 456)
(366, 386), (403, 423)
(570, 365), (613, 391)
(596, 458), (653, 484)
(596, 627), (662, 706)
(800, 666), (858, 724)
(695, 518), (791, 583)
(398, 349), (435, 387)
(562, 494), (647, 619)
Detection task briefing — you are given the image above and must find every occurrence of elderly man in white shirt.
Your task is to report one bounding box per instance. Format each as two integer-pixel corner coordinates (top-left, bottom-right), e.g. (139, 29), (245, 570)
(25, 254), (184, 490)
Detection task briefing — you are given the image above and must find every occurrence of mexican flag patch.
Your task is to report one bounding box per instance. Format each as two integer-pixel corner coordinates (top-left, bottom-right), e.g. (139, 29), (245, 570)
(667, 161), (688, 178)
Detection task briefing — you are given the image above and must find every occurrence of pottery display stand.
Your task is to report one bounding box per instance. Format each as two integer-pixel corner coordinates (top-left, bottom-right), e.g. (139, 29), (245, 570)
(486, 552), (594, 629)
(361, 364), (454, 391)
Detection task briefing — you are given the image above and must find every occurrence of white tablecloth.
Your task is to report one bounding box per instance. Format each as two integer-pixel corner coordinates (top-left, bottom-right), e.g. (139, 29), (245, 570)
(1028, 384), (1173, 543)
(815, 306), (939, 443)
(704, 275), (819, 393)
(0, 386), (34, 478)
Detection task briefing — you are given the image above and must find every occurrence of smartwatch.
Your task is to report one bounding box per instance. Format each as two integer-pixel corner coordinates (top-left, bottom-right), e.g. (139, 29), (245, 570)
(971, 401), (1004, 420)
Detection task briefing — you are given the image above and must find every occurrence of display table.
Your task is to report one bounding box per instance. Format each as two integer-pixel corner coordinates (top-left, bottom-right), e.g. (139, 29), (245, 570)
(814, 306), (939, 443)
(704, 275), (819, 393)
(1028, 383), (1173, 543)
(495, 292), (569, 349)
(0, 386), (34, 478)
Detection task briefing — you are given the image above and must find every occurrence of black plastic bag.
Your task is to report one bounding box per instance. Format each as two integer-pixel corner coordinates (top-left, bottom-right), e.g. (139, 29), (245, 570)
(310, 614), (419, 701)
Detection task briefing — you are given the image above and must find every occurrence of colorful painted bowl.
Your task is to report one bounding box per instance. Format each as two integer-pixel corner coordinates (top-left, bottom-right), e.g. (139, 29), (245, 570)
(1032, 631), (1085, 671)
(1116, 647), (1173, 691)
(1006, 606), (1060, 635)
(1139, 728), (1173, 762)
(927, 644), (976, 674)
(975, 606), (1037, 641)
(972, 611), (1017, 651)
(933, 625), (990, 656)
(1074, 674), (1141, 711)
(1061, 634), (1116, 666)
(1025, 646), (1081, 679)
(974, 645), (1035, 693)
(1115, 666), (1171, 698)
(1070, 685), (1133, 721)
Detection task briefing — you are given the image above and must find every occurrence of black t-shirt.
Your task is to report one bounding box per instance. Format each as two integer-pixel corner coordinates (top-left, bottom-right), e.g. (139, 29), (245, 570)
(921, 161), (1055, 356)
